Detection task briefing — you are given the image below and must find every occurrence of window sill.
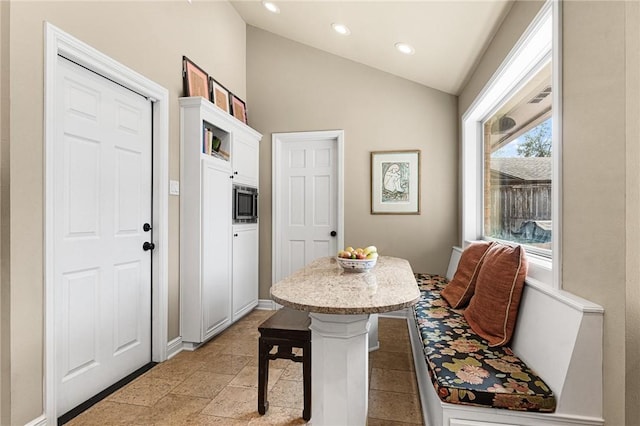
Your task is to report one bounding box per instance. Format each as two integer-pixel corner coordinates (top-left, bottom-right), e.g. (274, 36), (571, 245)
(525, 252), (553, 286)
(462, 241), (602, 313)
(464, 239), (553, 286)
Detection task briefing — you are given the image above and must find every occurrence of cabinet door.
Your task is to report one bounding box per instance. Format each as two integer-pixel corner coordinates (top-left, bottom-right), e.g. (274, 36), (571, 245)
(232, 134), (259, 187)
(202, 161), (232, 340)
(232, 226), (259, 320)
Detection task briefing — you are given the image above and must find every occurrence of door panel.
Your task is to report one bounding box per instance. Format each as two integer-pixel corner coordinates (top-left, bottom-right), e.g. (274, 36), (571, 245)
(60, 268), (100, 380)
(232, 226), (259, 319)
(113, 261), (143, 355)
(115, 148), (142, 234)
(54, 57), (152, 414)
(288, 240), (306, 274)
(201, 162), (232, 339)
(64, 135), (101, 237)
(313, 175), (330, 225)
(232, 134), (259, 186)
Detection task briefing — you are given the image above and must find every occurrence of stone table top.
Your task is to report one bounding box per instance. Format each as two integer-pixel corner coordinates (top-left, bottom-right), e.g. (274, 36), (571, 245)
(270, 256), (421, 314)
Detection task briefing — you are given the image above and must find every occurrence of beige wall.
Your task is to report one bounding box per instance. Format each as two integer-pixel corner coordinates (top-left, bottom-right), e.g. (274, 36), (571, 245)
(458, 0), (544, 115)
(246, 26), (459, 300)
(625, 2), (640, 423)
(0, 1), (9, 425)
(5, 1), (638, 424)
(6, 1), (246, 423)
(563, 2), (627, 425)
(459, 1), (636, 424)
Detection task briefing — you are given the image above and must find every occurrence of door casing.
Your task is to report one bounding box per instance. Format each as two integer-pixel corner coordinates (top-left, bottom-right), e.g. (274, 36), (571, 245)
(44, 23), (169, 424)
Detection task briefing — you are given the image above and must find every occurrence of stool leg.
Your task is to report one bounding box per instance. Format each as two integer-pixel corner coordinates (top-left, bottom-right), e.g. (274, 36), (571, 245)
(302, 340), (311, 421)
(258, 338), (270, 415)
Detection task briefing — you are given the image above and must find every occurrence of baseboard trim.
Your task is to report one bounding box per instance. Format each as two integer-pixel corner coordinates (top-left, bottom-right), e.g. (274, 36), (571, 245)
(181, 341), (201, 351)
(257, 299), (277, 310)
(166, 336), (183, 359)
(25, 414), (47, 426)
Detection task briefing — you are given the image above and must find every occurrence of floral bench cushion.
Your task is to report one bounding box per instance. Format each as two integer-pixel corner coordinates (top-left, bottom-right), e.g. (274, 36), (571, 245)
(413, 273), (556, 412)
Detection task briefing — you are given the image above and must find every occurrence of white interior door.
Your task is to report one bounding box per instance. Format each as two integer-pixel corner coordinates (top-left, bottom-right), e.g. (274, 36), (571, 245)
(53, 56), (152, 414)
(273, 131), (344, 283)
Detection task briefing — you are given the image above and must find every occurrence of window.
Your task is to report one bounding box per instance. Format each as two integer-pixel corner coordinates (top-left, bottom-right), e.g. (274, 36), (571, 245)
(483, 63), (552, 255)
(462, 1), (560, 287)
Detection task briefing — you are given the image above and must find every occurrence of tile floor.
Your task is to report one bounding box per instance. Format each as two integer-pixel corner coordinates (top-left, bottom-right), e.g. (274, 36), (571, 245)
(67, 309), (423, 425)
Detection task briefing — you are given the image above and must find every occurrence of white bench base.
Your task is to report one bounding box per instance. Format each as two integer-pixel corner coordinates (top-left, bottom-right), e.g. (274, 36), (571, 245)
(408, 312), (603, 426)
(408, 247), (605, 426)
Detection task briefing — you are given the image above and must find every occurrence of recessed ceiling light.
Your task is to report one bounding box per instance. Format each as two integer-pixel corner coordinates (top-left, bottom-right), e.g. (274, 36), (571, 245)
(262, 1), (280, 14)
(331, 23), (351, 36)
(395, 42), (415, 55)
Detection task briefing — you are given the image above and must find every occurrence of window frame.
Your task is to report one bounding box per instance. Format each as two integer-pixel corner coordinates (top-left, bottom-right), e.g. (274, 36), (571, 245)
(461, 1), (561, 289)
(482, 86), (553, 258)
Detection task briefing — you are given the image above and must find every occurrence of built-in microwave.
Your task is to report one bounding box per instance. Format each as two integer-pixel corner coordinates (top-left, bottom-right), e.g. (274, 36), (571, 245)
(233, 184), (258, 223)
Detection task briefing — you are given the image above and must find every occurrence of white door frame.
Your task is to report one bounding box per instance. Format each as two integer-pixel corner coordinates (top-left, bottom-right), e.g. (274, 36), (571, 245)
(272, 130), (345, 285)
(43, 23), (169, 424)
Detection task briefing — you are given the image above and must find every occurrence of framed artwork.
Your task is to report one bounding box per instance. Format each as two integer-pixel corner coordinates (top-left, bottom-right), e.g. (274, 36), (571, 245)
(182, 56), (209, 99)
(209, 77), (230, 113)
(370, 150), (421, 214)
(229, 93), (247, 124)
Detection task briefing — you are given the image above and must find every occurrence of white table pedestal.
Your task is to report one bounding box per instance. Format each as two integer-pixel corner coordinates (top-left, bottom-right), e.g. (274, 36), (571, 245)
(368, 313), (379, 351)
(310, 313), (370, 426)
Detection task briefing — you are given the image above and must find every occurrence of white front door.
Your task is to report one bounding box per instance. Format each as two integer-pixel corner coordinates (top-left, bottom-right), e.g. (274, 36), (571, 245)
(273, 131), (344, 283)
(53, 56), (152, 414)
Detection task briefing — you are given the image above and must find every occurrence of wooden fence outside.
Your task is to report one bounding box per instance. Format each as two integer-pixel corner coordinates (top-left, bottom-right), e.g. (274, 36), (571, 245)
(488, 183), (552, 239)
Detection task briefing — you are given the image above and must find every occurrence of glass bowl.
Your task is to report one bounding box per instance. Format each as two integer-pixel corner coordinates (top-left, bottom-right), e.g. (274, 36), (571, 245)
(336, 256), (377, 273)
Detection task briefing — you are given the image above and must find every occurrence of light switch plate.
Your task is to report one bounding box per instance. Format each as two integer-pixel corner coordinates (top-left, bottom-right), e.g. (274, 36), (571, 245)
(169, 180), (180, 195)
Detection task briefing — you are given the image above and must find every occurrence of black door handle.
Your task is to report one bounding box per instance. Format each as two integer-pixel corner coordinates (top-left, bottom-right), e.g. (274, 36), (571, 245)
(330, 231), (337, 237)
(143, 223), (152, 232)
(143, 242), (155, 251)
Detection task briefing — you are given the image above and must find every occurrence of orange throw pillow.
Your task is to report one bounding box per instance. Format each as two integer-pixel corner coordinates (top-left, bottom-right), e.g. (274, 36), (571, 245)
(464, 243), (528, 347)
(441, 241), (494, 309)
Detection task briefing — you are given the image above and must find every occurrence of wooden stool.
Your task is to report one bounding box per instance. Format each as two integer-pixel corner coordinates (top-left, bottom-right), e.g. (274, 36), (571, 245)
(258, 308), (311, 421)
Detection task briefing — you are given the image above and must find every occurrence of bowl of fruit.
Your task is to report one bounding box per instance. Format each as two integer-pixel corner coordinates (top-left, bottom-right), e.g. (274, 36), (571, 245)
(336, 246), (378, 272)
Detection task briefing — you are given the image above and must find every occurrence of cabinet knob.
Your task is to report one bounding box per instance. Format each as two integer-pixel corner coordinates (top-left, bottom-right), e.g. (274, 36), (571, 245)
(230, 175), (234, 179)
(143, 223), (152, 232)
(234, 233), (239, 237)
(234, 171), (238, 175)
(330, 231), (337, 237)
(143, 241), (155, 251)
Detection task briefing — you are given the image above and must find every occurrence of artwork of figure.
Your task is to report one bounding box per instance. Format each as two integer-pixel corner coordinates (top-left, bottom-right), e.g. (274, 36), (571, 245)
(381, 162), (409, 202)
(383, 164), (403, 193)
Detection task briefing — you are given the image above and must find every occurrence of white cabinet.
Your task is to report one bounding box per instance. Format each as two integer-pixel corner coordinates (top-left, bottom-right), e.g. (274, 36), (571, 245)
(232, 224), (259, 320)
(200, 161), (232, 341)
(180, 97), (261, 345)
(232, 133), (259, 187)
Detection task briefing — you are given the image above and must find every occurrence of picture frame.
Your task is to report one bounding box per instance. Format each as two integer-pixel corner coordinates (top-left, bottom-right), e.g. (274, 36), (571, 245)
(209, 77), (230, 113)
(182, 56), (209, 99)
(229, 93), (248, 124)
(371, 150), (421, 214)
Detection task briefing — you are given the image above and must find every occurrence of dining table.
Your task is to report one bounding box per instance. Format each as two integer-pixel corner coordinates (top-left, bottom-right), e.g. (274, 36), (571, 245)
(270, 255), (420, 426)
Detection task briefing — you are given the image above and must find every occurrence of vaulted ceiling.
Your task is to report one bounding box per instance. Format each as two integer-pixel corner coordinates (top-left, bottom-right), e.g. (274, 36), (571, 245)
(231, 0), (514, 95)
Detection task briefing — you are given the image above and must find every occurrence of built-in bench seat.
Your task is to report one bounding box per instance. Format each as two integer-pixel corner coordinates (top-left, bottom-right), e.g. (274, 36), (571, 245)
(413, 273), (556, 412)
(407, 247), (605, 426)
